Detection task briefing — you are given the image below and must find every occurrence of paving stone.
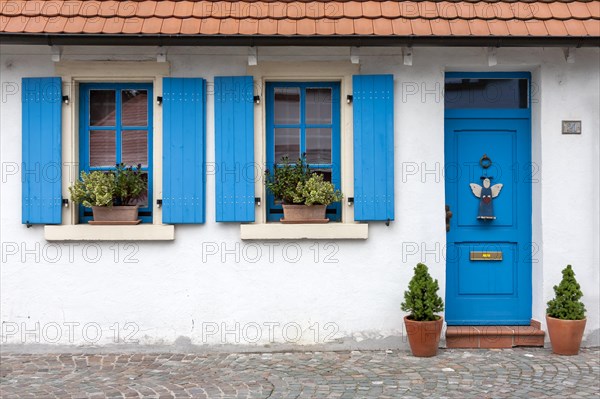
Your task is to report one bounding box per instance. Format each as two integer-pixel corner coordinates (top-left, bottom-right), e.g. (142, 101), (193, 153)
(0, 348), (598, 398)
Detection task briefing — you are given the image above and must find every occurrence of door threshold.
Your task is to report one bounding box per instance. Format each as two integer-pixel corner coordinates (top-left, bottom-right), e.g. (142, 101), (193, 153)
(446, 319), (545, 349)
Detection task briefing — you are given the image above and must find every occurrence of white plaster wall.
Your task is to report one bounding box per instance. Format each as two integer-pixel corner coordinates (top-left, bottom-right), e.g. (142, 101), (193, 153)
(1, 45), (598, 349)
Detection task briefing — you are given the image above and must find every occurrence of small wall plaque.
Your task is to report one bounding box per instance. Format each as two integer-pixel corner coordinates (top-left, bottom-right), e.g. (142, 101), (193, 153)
(562, 120), (582, 134)
(470, 251), (503, 261)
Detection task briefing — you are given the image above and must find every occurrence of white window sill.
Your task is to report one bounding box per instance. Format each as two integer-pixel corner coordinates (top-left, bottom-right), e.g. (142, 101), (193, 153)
(44, 224), (175, 241)
(240, 223), (368, 240)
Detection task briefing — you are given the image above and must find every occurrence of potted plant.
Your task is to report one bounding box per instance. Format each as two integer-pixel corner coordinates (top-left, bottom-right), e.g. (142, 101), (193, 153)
(401, 263), (445, 357)
(546, 265), (587, 355)
(69, 163), (146, 224)
(265, 156), (342, 223)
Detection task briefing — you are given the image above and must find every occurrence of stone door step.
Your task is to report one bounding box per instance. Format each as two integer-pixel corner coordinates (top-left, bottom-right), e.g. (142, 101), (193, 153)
(446, 320), (545, 349)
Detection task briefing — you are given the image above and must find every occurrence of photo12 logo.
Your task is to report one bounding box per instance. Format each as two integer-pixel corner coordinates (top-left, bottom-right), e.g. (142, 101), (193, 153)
(1, 321), (140, 345)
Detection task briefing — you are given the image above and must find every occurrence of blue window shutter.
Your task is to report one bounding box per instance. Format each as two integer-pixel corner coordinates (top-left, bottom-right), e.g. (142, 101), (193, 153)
(352, 74), (395, 221)
(214, 76), (255, 222)
(162, 78), (206, 224)
(22, 77), (62, 225)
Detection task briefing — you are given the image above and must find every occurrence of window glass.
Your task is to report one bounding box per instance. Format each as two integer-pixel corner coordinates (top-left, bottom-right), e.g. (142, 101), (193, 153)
(306, 88), (332, 124)
(306, 128), (332, 164)
(122, 130), (148, 167)
(274, 128), (300, 162)
(90, 90), (116, 126)
(89, 130), (116, 167)
(122, 90), (148, 126)
(274, 87), (300, 124)
(445, 78), (528, 109)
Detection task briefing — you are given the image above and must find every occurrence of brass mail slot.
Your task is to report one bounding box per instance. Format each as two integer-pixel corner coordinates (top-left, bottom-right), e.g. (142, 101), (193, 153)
(470, 251), (503, 261)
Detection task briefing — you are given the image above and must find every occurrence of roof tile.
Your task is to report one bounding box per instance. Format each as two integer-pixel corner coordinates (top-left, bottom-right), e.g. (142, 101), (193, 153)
(334, 18), (354, 35)
(136, 1), (157, 18)
(121, 18), (143, 34)
(84, 16), (107, 34)
(155, 1), (175, 18)
(354, 18), (374, 35)
(41, 2), (63, 18)
(587, 1), (600, 19)
(544, 19), (569, 36)
(430, 19), (452, 36)
(0, 0), (596, 40)
(173, 1), (194, 18)
(505, 19), (529, 35)
(180, 18), (201, 35)
(161, 17), (182, 34)
(562, 19), (588, 36)
(391, 18), (413, 36)
(567, 3), (591, 19)
(1, 1), (25, 17)
(99, 1), (119, 18)
(201, 17), (221, 35)
(219, 19), (239, 35)
(449, 19), (471, 36)
(315, 19), (335, 35)
(3, 15), (26, 33)
(343, 2), (362, 19)
(44, 16), (69, 33)
(24, 16), (48, 33)
(238, 18), (258, 35)
(469, 19), (491, 36)
(582, 19), (599, 36)
(529, 3), (553, 20)
(487, 19), (510, 36)
(362, 1), (382, 19)
(21, 1), (45, 17)
(373, 18), (393, 36)
(524, 20), (549, 36)
(141, 17), (163, 34)
(117, 2), (137, 18)
(79, 1), (101, 17)
(103, 17), (126, 34)
(257, 18), (278, 35)
(62, 16), (87, 33)
(297, 18), (316, 35)
(411, 19), (432, 35)
(60, 1), (82, 17)
(548, 2), (572, 20)
(380, 2), (400, 19)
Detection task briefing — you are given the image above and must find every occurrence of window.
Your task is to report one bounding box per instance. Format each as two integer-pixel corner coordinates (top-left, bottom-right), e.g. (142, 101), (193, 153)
(265, 82), (341, 222)
(445, 75), (529, 109)
(79, 83), (153, 223)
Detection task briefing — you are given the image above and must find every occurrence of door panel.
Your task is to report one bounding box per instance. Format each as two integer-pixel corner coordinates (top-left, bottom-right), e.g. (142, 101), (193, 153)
(445, 117), (531, 325)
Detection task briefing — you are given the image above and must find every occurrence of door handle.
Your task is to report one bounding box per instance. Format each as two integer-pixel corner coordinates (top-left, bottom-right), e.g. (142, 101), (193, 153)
(446, 205), (453, 232)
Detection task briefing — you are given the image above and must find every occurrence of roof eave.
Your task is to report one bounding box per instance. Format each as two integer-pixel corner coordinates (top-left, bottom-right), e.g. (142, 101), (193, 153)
(1, 34), (599, 48)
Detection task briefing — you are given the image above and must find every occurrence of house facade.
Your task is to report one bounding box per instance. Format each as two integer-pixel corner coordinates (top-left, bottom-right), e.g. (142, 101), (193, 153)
(1, 1), (599, 350)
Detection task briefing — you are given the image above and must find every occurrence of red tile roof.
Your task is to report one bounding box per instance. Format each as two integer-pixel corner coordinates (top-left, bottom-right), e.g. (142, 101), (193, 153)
(1, 1), (598, 45)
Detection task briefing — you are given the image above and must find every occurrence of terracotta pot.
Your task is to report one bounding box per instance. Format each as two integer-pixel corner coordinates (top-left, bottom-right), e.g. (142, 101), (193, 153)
(92, 205), (139, 222)
(404, 316), (443, 357)
(281, 204), (327, 222)
(546, 315), (586, 355)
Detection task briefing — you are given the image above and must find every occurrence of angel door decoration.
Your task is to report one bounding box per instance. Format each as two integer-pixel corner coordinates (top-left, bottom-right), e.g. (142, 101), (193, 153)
(470, 177), (503, 220)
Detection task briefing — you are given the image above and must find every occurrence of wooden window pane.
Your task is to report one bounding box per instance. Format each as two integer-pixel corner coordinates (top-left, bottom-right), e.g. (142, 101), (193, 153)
(306, 88), (332, 124)
(274, 87), (300, 124)
(89, 130), (115, 167)
(306, 128), (332, 164)
(121, 90), (148, 126)
(274, 128), (300, 162)
(122, 130), (148, 167)
(90, 90), (116, 126)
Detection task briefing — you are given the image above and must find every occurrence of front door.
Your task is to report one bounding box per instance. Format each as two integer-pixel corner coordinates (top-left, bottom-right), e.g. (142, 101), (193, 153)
(444, 73), (532, 325)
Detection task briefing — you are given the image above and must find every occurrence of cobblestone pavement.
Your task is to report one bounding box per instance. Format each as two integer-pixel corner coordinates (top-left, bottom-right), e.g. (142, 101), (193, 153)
(1, 348), (599, 398)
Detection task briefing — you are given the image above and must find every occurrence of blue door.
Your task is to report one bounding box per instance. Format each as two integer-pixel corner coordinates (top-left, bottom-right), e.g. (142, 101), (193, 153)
(444, 73), (532, 325)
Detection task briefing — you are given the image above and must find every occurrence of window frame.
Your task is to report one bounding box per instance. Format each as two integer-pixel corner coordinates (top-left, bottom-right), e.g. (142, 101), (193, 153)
(78, 82), (154, 223)
(265, 81), (342, 222)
